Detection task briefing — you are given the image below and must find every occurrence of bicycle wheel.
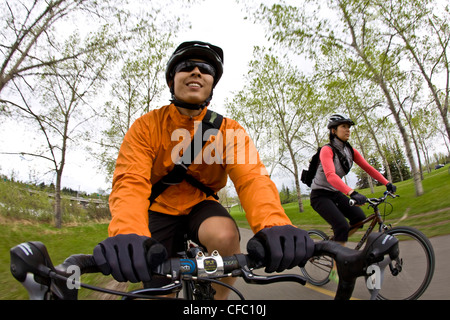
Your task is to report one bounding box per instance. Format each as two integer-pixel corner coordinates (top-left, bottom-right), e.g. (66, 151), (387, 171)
(374, 226), (435, 300)
(300, 230), (333, 286)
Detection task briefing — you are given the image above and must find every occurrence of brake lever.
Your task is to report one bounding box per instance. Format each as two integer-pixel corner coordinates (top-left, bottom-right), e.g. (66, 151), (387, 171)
(125, 281), (183, 299)
(239, 266), (307, 286)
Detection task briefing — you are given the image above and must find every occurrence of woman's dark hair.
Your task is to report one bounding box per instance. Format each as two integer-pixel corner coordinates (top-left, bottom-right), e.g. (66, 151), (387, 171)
(329, 129), (336, 142)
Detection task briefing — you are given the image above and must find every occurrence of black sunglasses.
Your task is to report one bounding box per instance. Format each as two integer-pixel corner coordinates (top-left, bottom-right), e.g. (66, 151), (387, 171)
(173, 60), (216, 77)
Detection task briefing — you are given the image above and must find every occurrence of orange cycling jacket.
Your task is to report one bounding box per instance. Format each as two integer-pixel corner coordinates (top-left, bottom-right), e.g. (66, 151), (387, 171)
(108, 104), (292, 237)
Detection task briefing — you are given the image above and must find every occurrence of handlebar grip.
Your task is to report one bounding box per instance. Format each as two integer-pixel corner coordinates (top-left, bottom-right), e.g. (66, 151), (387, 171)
(56, 254), (100, 275)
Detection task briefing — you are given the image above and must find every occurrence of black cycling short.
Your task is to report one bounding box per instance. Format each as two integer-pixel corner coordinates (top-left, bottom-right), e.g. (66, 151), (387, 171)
(148, 200), (240, 257)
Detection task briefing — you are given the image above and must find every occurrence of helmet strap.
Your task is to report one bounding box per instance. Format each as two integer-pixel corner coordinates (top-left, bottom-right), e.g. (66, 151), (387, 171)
(170, 97), (210, 110)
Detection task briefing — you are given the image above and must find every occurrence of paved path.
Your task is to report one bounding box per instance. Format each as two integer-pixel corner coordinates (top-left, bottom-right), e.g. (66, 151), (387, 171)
(229, 228), (449, 300)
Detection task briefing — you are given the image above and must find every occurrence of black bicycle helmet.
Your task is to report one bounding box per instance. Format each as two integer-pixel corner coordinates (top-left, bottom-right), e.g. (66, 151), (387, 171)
(165, 41), (224, 88)
(327, 113), (355, 129)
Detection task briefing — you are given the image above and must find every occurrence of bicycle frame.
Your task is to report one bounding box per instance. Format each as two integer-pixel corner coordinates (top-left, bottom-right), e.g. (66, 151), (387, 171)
(350, 211), (386, 251)
(347, 192), (396, 250)
(302, 191), (435, 300)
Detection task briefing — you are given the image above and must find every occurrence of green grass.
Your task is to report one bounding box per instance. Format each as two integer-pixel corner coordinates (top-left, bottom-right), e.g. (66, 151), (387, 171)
(0, 221), (111, 300)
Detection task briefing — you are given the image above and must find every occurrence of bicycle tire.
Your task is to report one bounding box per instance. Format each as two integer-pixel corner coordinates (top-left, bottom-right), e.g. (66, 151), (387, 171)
(300, 230), (333, 286)
(373, 226), (435, 300)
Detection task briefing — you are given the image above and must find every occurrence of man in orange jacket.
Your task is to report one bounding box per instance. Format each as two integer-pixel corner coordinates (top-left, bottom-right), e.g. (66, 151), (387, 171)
(93, 41), (314, 299)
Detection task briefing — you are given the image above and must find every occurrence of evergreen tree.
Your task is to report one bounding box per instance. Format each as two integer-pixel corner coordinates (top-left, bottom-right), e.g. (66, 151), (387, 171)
(355, 156), (384, 189)
(383, 140), (411, 183)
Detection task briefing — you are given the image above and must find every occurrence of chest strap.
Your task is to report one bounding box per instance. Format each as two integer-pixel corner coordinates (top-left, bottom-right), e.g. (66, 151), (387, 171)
(149, 110), (224, 204)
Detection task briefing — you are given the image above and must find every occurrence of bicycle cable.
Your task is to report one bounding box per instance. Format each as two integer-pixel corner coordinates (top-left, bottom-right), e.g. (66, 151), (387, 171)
(48, 271), (180, 300)
(381, 202), (394, 220)
(197, 277), (245, 300)
(48, 270), (247, 300)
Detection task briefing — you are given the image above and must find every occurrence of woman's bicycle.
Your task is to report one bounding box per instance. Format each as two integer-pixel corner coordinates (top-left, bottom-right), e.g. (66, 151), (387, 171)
(10, 231), (399, 301)
(301, 191), (435, 300)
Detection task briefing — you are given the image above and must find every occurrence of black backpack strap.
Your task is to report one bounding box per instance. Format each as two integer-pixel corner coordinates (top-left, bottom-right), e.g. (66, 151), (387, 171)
(184, 174), (219, 200)
(327, 143), (352, 174)
(149, 163), (187, 204)
(149, 110), (223, 204)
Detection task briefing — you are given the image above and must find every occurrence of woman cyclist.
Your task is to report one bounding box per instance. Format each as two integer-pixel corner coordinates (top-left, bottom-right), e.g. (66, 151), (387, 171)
(93, 41), (314, 299)
(309, 113), (397, 281)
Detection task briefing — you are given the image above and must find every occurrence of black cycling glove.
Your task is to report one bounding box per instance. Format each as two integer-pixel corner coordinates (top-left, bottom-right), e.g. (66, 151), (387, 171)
(247, 225), (314, 273)
(93, 233), (167, 283)
(386, 182), (397, 193)
(350, 191), (368, 206)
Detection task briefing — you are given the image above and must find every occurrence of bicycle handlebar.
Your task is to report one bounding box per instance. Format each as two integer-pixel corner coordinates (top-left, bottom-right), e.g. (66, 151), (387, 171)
(314, 232), (398, 299)
(10, 231), (399, 300)
(349, 191), (399, 207)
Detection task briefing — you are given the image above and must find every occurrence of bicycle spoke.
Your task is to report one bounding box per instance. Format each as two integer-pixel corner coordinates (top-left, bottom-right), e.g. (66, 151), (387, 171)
(375, 227), (435, 300)
(300, 230), (332, 286)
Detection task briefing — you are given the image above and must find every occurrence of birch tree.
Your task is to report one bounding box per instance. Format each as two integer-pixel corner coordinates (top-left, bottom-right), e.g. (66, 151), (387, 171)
(0, 0), (118, 96)
(227, 47), (315, 212)
(251, 0), (425, 196)
(6, 30), (114, 228)
(375, 0), (450, 146)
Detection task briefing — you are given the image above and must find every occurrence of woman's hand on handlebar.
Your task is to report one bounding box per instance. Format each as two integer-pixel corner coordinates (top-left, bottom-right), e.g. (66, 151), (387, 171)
(349, 191), (367, 206)
(386, 182), (397, 193)
(93, 234), (167, 283)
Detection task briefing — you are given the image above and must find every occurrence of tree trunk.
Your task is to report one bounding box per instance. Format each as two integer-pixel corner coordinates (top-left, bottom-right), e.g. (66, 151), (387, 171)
(380, 81), (422, 194)
(54, 170), (63, 228)
(294, 174), (304, 213)
(341, 6), (424, 196)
